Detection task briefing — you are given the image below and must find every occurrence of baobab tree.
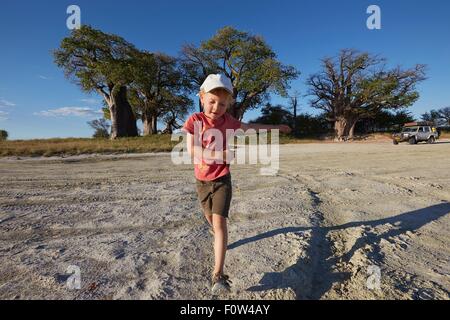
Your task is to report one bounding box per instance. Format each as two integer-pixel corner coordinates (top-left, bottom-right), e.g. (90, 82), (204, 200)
(307, 49), (426, 140)
(54, 25), (138, 139)
(128, 51), (192, 135)
(181, 26), (299, 120)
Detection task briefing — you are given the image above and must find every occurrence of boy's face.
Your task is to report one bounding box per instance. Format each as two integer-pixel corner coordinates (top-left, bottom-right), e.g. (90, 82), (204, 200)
(200, 89), (231, 120)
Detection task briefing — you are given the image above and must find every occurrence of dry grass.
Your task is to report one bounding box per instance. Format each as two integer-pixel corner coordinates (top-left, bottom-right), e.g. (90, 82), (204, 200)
(1, 132), (445, 157)
(440, 132), (450, 139)
(1, 133), (320, 157)
(0, 135), (179, 157)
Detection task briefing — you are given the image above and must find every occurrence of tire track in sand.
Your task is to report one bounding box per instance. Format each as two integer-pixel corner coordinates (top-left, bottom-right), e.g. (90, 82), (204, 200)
(275, 170), (345, 299)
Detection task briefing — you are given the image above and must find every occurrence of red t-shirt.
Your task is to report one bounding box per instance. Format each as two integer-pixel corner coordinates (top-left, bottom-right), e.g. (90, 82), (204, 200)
(183, 112), (242, 181)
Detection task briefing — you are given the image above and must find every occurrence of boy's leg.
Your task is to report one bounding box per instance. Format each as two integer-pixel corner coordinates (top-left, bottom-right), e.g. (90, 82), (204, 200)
(196, 179), (213, 228)
(212, 213), (228, 275)
(204, 212), (213, 228)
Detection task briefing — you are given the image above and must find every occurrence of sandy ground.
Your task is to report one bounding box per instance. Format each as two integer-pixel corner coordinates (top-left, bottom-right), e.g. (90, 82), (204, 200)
(0, 140), (449, 300)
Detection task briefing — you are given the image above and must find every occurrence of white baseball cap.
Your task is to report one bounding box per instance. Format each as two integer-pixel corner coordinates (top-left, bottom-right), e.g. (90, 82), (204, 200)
(200, 74), (234, 94)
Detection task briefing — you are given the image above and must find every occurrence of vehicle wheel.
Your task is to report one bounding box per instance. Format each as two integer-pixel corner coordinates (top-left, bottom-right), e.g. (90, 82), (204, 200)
(393, 140), (399, 145)
(408, 137), (416, 145)
(427, 136), (435, 144)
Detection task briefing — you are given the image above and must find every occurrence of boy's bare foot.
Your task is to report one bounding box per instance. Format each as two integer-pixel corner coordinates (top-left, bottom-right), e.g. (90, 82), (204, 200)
(211, 273), (231, 294)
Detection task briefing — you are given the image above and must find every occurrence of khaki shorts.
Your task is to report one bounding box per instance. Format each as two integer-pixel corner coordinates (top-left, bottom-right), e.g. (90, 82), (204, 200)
(195, 173), (232, 218)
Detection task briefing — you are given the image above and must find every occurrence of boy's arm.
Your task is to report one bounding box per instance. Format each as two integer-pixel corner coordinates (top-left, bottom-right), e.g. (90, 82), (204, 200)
(186, 133), (231, 163)
(240, 122), (292, 134)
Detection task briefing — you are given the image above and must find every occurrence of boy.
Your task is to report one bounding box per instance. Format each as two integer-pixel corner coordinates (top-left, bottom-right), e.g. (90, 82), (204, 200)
(182, 74), (291, 294)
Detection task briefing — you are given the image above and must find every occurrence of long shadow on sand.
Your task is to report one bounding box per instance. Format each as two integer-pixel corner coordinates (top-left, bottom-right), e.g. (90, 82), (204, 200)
(228, 202), (450, 299)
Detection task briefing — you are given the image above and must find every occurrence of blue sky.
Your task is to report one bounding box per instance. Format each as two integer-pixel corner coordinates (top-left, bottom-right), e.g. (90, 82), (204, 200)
(1, 0), (449, 139)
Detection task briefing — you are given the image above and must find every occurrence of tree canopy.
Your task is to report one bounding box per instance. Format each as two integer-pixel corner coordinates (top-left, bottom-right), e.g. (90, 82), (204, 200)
(181, 26), (299, 120)
(307, 49), (426, 140)
(421, 107), (450, 126)
(128, 51), (193, 135)
(54, 25), (138, 138)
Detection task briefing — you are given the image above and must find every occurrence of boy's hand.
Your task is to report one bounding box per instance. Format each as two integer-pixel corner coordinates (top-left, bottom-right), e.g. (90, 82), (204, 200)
(223, 149), (235, 163)
(279, 125), (292, 134)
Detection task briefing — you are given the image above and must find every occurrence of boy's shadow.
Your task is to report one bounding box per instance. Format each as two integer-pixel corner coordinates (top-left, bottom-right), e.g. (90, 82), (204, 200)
(228, 202), (450, 299)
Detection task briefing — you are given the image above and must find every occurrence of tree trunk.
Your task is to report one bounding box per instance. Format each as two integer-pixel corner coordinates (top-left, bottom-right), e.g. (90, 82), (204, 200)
(229, 103), (244, 121)
(142, 112), (152, 136)
(334, 117), (347, 141)
(334, 114), (359, 141)
(292, 96), (298, 136)
(163, 121), (174, 134)
(109, 86), (138, 139)
(347, 120), (357, 140)
(110, 104), (119, 139)
(346, 116), (358, 140)
(150, 114), (157, 134)
(142, 111), (158, 135)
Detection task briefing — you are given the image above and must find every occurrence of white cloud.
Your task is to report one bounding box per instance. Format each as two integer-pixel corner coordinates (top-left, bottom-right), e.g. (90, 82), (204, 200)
(0, 98), (16, 108)
(0, 110), (8, 120)
(34, 107), (103, 118)
(80, 98), (100, 105)
(38, 75), (51, 80)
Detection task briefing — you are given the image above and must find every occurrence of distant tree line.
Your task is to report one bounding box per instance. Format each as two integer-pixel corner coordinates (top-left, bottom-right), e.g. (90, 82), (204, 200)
(250, 104), (417, 138)
(421, 107), (450, 127)
(87, 119), (110, 138)
(54, 26), (428, 141)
